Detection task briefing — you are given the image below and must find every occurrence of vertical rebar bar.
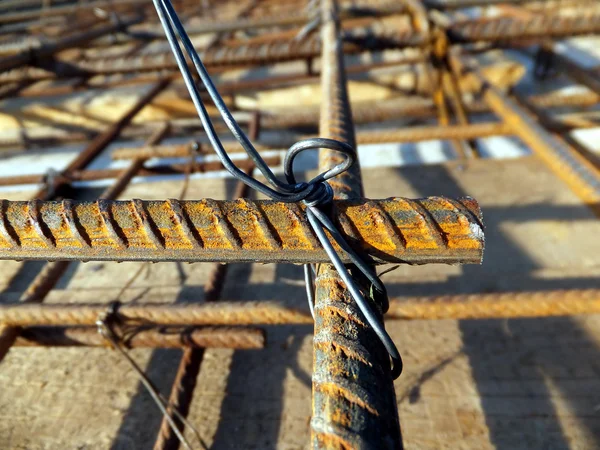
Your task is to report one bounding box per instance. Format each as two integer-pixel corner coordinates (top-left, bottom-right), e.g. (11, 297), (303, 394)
(311, 0), (402, 448)
(153, 174), (252, 450)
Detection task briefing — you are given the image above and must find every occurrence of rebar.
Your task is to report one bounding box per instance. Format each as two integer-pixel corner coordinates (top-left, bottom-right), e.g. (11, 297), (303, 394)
(312, 1), (403, 448)
(0, 197), (484, 264)
(0, 157), (278, 188)
(15, 326), (265, 349)
(387, 289), (600, 320)
(153, 175), (252, 450)
(111, 122), (512, 160)
(0, 14), (144, 72)
(40, 28), (425, 76)
(449, 12), (600, 43)
(4, 289), (600, 327)
(0, 301), (313, 327)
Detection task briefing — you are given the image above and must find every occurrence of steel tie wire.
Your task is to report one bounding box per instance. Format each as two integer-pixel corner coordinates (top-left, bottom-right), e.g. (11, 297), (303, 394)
(150, 0), (402, 378)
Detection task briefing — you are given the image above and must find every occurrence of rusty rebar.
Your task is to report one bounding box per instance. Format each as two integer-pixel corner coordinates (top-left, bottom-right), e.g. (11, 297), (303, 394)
(0, 14), (144, 72)
(455, 56), (600, 215)
(0, 157), (278, 188)
(0, 197), (483, 264)
(38, 28), (425, 76)
(15, 326), (264, 349)
(448, 12), (600, 43)
(312, 0), (403, 448)
(0, 301), (312, 327)
(387, 289), (600, 320)
(4, 289), (600, 327)
(111, 122), (512, 161)
(154, 346), (205, 450)
(152, 176), (252, 450)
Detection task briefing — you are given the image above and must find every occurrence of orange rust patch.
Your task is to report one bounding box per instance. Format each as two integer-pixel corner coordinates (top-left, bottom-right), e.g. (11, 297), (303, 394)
(314, 381), (380, 417)
(314, 432), (354, 450)
(187, 200), (233, 250)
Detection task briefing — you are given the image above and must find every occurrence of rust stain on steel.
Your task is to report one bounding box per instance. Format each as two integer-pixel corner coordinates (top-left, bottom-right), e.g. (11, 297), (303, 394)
(111, 122), (512, 161)
(15, 326), (264, 349)
(449, 12), (600, 43)
(0, 302), (314, 327)
(4, 289), (600, 328)
(0, 157), (278, 188)
(0, 197), (484, 264)
(387, 289), (600, 320)
(312, 0), (404, 448)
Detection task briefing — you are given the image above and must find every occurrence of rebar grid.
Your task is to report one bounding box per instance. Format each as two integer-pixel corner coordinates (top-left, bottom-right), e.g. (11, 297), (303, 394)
(0, 0), (599, 448)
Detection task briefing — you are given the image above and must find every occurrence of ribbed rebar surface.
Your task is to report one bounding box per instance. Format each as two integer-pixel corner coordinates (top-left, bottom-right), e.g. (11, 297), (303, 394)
(3, 289), (600, 327)
(0, 197), (483, 264)
(15, 326), (265, 349)
(312, 1), (403, 448)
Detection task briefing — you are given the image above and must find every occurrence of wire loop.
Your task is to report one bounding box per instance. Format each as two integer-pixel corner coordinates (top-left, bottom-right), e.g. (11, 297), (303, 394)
(151, 0), (402, 379)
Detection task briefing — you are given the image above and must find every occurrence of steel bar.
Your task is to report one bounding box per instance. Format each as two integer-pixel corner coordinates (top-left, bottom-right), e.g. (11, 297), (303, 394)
(455, 56), (600, 215)
(0, 88), (589, 152)
(15, 326), (264, 349)
(33, 29), (425, 77)
(387, 289), (600, 320)
(312, 0), (403, 448)
(153, 175), (252, 450)
(142, 3), (408, 38)
(0, 53), (424, 95)
(0, 15), (144, 72)
(0, 157), (278, 188)
(4, 289), (600, 327)
(0, 197), (483, 264)
(0, 301), (312, 328)
(111, 122), (512, 160)
(448, 12), (600, 43)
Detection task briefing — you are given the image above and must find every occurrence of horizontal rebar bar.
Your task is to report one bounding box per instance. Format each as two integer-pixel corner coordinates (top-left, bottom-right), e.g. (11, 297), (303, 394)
(111, 122), (512, 160)
(0, 156), (279, 188)
(387, 289), (600, 320)
(15, 326), (264, 349)
(0, 197), (484, 264)
(2, 289), (600, 326)
(449, 12), (600, 43)
(52, 28), (424, 75)
(0, 15), (144, 72)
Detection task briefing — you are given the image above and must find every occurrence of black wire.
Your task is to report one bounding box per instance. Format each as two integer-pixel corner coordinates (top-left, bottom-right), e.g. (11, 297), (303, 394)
(150, 0), (402, 379)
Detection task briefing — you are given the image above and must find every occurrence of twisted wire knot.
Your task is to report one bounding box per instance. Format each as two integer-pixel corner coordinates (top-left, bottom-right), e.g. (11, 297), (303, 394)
(303, 181), (333, 208)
